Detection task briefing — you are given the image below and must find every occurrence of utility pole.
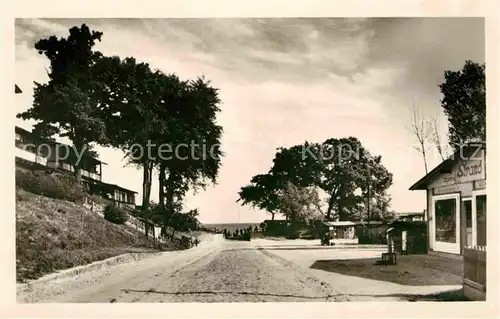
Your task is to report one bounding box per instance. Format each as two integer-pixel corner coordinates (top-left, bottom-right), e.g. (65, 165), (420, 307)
(366, 162), (372, 241)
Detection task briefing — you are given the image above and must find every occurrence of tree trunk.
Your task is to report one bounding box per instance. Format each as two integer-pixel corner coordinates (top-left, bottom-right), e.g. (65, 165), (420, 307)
(271, 212), (275, 220)
(422, 145), (428, 174)
(165, 172), (175, 213)
(141, 160), (151, 239)
(326, 195), (335, 220)
(142, 160), (150, 210)
(291, 209), (297, 235)
(75, 167), (83, 183)
(158, 163), (166, 207)
(146, 162), (153, 201)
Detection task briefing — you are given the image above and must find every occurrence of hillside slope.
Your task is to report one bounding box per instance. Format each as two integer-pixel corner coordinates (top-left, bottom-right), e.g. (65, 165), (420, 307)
(16, 188), (161, 282)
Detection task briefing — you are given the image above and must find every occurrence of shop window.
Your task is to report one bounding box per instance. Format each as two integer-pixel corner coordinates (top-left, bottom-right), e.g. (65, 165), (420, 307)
(434, 198), (457, 243)
(476, 195), (487, 246)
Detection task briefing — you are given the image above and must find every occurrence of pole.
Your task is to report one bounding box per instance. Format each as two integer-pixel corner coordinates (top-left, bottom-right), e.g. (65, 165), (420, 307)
(367, 165), (371, 241)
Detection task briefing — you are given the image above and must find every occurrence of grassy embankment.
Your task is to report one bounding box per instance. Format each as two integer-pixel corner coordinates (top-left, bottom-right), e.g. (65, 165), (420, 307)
(15, 187), (165, 282)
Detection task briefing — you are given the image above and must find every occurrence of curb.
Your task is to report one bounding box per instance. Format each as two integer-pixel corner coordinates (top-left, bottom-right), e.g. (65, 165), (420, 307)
(17, 251), (165, 296)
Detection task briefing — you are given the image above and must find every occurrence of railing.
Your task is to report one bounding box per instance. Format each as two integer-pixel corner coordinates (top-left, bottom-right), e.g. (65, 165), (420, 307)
(46, 161), (101, 180)
(463, 245), (486, 301)
(15, 148), (47, 165)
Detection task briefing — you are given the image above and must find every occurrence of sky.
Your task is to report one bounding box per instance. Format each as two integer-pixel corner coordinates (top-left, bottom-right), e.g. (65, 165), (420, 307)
(14, 18), (485, 224)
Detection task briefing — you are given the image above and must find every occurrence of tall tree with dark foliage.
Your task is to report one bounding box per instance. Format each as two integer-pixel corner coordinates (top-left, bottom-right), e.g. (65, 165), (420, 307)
(439, 60), (486, 148)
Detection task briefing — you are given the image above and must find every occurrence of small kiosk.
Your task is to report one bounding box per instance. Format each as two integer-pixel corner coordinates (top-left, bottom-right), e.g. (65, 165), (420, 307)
(409, 143), (486, 255)
(409, 143), (486, 300)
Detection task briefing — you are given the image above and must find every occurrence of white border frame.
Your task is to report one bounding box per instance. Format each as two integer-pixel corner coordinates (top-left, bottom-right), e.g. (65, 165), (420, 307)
(431, 193), (461, 254)
(472, 189), (487, 247)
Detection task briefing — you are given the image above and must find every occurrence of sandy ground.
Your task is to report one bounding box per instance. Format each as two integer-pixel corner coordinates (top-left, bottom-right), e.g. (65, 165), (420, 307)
(17, 235), (464, 303)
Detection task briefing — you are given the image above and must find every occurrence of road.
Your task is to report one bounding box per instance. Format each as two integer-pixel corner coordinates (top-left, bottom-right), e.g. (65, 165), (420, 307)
(17, 234), (462, 303)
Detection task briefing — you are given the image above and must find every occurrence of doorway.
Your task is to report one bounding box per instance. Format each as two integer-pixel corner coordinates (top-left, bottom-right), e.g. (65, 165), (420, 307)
(462, 198), (473, 247)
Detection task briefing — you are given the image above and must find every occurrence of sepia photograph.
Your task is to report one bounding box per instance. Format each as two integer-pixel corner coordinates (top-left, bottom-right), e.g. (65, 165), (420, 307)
(11, 16), (490, 306)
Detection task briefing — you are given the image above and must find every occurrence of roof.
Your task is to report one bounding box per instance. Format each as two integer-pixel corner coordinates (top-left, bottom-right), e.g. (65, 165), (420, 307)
(409, 143), (486, 191)
(323, 221), (357, 227)
(15, 85), (22, 93)
(386, 220), (427, 232)
(394, 211), (424, 217)
(15, 126), (32, 136)
(355, 220), (384, 225)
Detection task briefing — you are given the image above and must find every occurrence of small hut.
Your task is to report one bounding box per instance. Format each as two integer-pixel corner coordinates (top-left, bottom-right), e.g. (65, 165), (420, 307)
(386, 220), (427, 254)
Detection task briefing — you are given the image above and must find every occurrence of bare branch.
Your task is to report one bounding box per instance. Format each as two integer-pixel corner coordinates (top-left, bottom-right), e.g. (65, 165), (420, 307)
(409, 101), (430, 174)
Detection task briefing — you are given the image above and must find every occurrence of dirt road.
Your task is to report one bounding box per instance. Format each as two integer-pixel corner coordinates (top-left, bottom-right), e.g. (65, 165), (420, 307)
(17, 234), (462, 303)
(18, 235), (340, 302)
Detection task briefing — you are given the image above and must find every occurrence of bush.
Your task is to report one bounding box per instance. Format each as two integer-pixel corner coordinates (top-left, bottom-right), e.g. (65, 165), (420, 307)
(103, 204), (129, 225)
(15, 170), (86, 203)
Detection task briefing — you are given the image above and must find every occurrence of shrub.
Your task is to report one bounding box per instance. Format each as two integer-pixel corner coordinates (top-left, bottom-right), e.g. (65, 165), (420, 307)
(103, 204), (129, 225)
(15, 170), (86, 203)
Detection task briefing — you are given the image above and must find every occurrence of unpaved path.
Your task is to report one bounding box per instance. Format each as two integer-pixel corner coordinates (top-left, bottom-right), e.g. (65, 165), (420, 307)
(18, 235), (341, 302)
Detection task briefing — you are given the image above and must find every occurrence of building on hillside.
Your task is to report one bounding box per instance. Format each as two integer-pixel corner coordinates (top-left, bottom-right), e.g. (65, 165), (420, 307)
(409, 143), (486, 255)
(15, 126), (105, 187)
(14, 125), (137, 210)
(90, 182), (137, 211)
(15, 126), (49, 172)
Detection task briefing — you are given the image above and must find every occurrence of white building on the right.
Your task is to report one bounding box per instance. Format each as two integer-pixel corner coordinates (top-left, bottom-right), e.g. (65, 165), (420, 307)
(409, 142), (486, 300)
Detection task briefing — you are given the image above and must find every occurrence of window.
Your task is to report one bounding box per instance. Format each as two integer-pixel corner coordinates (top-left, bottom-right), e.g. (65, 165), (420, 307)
(434, 198), (457, 243)
(463, 200), (473, 246)
(476, 194), (486, 246)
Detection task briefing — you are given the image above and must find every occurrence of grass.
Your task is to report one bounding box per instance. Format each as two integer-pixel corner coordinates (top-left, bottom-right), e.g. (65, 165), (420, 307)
(16, 188), (163, 283)
(310, 254), (463, 286)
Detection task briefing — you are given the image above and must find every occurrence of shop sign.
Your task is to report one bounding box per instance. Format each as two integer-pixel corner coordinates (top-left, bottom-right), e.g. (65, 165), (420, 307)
(456, 158), (485, 183)
(431, 150), (485, 188)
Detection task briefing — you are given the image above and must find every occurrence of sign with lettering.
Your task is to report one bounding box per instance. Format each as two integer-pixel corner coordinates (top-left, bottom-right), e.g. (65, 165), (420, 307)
(456, 159), (485, 183)
(430, 149), (485, 188)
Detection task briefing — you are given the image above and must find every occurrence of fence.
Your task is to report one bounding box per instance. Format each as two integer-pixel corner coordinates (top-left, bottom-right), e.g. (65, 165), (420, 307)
(463, 245), (486, 301)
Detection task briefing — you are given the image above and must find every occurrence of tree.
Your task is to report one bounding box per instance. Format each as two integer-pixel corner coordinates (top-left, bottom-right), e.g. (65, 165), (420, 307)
(237, 173), (281, 220)
(317, 137), (392, 221)
(237, 142), (323, 220)
(429, 114), (451, 161)
(439, 60), (486, 149)
(238, 137), (393, 223)
(355, 153), (393, 221)
(277, 182), (323, 235)
(409, 101), (431, 173)
(156, 77), (224, 219)
(17, 24), (107, 183)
